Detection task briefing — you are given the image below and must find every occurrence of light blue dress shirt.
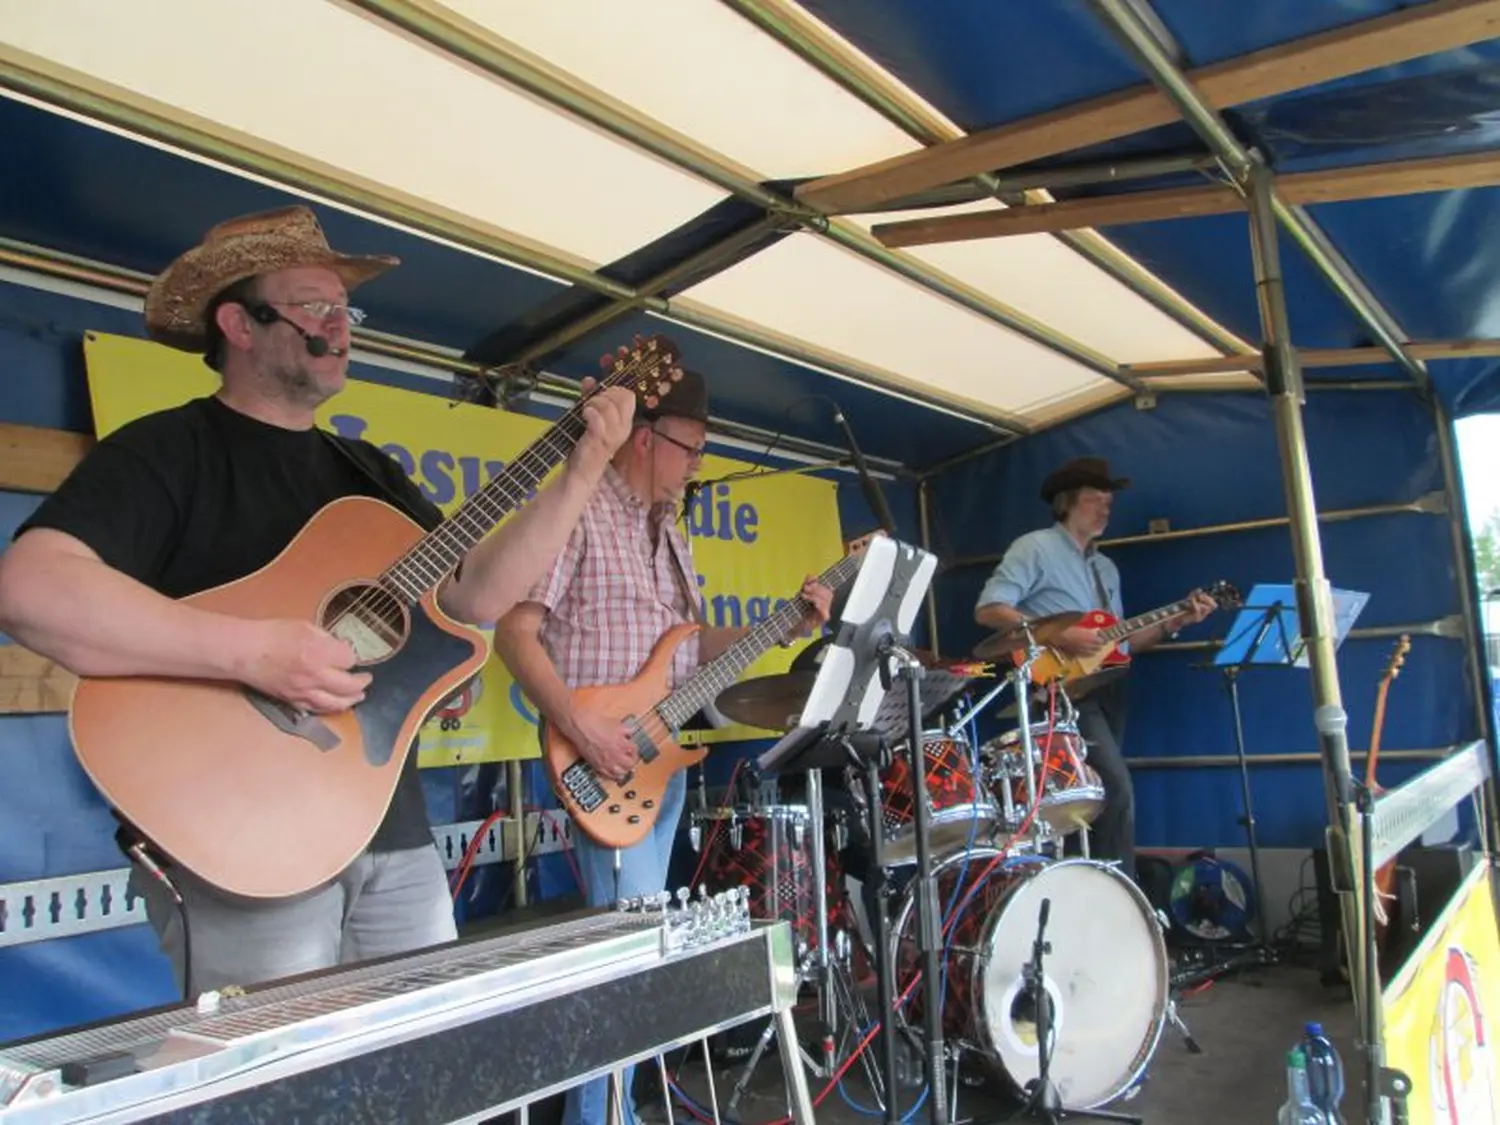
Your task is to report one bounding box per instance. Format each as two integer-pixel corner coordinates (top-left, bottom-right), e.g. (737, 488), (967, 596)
(976, 522), (1123, 622)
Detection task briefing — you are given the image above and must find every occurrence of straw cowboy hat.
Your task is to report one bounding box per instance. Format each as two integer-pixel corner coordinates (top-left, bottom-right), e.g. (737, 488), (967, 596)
(143, 205), (398, 352)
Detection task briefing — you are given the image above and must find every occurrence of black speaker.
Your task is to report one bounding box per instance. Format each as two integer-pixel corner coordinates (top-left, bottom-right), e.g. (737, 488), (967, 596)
(1312, 841), (1476, 985)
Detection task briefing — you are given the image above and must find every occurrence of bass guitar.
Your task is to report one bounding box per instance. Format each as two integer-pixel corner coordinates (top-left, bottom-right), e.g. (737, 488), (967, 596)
(1017, 580), (1241, 693)
(546, 542), (867, 849)
(69, 335), (683, 899)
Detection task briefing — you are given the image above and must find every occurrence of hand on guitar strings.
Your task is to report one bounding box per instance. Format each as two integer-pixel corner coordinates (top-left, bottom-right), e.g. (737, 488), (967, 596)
(570, 376), (636, 481)
(234, 619), (371, 713)
(1176, 588), (1218, 627)
(566, 708), (639, 784)
(792, 578), (834, 637)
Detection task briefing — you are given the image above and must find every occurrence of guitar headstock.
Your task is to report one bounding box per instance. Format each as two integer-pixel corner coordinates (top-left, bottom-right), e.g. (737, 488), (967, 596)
(1382, 634), (1412, 684)
(596, 333), (684, 412)
(1204, 580), (1243, 610)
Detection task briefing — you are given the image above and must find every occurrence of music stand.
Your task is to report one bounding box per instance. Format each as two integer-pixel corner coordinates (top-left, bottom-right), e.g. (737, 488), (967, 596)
(757, 535), (942, 1125)
(1210, 584), (1367, 951)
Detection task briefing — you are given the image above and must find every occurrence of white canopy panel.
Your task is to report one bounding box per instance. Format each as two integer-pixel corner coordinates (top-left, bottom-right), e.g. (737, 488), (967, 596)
(0, 0), (1247, 429)
(439, 0), (923, 181)
(845, 203), (1225, 365)
(680, 232), (1111, 414)
(0, 0), (723, 266)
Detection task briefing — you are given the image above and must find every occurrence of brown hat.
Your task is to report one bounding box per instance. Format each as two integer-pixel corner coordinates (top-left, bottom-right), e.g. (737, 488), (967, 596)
(143, 205), (398, 352)
(639, 366), (709, 424)
(1039, 456), (1131, 502)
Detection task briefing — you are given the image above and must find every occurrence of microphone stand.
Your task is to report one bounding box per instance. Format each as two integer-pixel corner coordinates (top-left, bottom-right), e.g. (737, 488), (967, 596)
(1014, 897), (1143, 1125)
(888, 638), (947, 1125)
(833, 405), (898, 536)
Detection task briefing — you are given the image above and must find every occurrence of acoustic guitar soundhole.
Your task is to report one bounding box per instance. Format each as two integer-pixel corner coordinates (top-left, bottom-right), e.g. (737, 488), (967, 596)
(320, 581), (411, 665)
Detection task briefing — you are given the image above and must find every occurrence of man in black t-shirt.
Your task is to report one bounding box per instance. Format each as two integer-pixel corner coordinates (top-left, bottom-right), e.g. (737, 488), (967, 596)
(0, 205), (635, 995)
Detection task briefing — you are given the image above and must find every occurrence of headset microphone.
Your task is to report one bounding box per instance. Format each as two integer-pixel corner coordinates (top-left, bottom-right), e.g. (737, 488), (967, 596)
(249, 304), (345, 358)
(285, 321), (343, 358)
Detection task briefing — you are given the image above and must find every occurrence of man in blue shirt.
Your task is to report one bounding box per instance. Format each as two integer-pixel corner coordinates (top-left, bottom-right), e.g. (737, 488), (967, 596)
(975, 457), (1214, 878)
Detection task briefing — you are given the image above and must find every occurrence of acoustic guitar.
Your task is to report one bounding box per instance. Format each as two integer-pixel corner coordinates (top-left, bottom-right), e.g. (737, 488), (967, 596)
(545, 542), (867, 849)
(69, 335), (683, 899)
(1017, 580), (1241, 692)
(1365, 633), (1411, 948)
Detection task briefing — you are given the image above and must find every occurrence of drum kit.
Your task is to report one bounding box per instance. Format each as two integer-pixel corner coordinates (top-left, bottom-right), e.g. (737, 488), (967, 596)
(686, 614), (1189, 1119)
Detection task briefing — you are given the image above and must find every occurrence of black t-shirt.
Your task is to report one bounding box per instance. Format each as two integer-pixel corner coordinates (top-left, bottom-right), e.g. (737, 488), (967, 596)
(19, 395), (446, 854)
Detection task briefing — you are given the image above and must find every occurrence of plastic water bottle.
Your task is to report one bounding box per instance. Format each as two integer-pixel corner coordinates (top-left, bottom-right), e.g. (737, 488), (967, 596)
(1300, 1022), (1345, 1122)
(1278, 1049), (1323, 1125)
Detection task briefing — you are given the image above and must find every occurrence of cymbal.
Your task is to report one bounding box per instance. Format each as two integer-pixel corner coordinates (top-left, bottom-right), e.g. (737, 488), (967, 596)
(715, 672), (818, 731)
(972, 612), (1081, 661)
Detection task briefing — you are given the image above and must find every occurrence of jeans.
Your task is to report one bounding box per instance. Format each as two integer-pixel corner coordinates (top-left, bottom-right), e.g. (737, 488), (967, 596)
(1071, 679), (1134, 879)
(131, 844), (457, 995)
(563, 770), (688, 1125)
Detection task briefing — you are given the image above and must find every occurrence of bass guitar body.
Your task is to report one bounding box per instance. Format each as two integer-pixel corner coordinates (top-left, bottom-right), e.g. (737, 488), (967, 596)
(544, 624), (707, 850)
(69, 496), (489, 899)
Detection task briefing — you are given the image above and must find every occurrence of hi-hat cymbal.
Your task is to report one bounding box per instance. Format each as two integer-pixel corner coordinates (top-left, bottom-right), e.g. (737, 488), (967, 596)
(972, 612), (1081, 661)
(715, 672), (818, 731)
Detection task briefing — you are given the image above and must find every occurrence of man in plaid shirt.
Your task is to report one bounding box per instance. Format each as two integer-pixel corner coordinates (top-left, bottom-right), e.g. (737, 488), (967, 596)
(496, 346), (831, 1125)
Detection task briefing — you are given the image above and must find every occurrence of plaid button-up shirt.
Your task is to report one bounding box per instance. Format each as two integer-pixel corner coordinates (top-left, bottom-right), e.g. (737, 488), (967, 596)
(526, 465), (701, 690)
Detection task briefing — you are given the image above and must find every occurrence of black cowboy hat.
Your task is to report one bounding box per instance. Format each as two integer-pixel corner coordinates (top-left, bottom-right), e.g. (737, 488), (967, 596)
(1039, 456), (1131, 503)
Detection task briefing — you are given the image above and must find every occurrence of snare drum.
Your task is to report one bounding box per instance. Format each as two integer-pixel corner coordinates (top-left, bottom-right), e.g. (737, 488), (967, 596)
(854, 731), (997, 866)
(891, 849), (1168, 1108)
(689, 804), (847, 956)
(984, 720), (1106, 835)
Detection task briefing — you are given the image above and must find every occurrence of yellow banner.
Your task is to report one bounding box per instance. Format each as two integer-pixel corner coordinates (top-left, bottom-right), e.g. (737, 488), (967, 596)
(82, 332), (843, 766)
(1383, 862), (1500, 1124)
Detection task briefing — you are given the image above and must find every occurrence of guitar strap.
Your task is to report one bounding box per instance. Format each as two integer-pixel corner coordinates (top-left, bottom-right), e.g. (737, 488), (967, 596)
(318, 430), (440, 530)
(657, 508), (704, 625)
(1087, 552), (1113, 614)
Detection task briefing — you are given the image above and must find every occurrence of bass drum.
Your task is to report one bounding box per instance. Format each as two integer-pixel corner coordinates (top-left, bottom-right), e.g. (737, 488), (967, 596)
(891, 849), (1168, 1108)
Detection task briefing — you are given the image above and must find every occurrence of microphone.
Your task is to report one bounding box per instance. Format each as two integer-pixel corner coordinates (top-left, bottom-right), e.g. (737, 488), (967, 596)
(282, 319), (343, 358)
(831, 405), (896, 537)
(249, 304), (346, 358)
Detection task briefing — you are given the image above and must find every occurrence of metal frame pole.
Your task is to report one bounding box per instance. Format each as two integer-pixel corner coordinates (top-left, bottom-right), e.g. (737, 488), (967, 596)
(1245, 163), (1381, 1112)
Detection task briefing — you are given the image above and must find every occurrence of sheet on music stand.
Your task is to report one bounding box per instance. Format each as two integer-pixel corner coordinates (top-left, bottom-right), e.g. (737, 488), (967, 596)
(756, 536), (937, 775)
(1214, 582), (1368, 669)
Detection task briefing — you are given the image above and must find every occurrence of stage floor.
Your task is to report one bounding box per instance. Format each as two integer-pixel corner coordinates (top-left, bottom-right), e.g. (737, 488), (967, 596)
(658, 963), (1359, 1125)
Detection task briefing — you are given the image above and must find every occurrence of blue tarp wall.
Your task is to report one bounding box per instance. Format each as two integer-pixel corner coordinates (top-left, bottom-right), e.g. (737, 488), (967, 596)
(929, 386), (1481, 851)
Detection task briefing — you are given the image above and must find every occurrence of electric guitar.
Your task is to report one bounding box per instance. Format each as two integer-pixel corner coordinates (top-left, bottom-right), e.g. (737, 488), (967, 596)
(545, 543), (867, 849)
(1017, 580), (1241, 692)
(68, 335), (683, 899)
(1365, 634), (1411, 948)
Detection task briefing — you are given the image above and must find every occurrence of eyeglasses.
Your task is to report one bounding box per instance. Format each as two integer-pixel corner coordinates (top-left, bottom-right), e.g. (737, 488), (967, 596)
(651, 428), (706, 461)
(266, 299), (367, 326)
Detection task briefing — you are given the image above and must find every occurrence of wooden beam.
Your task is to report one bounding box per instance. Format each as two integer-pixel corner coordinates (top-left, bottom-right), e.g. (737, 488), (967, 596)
(0, 645), (76, 714)
(1127, 339), (1500, 378)
(0, 423), (90, 493)
(874, 184), (1241, 246)
(796, 0), (1500, 215)
(873, 149), (1500, 246)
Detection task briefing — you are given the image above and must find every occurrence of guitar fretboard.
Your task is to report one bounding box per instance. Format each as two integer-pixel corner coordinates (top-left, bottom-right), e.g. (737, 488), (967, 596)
(374, 348), (671, 603)
(655, 550), (864, 731)
(1096, 597), (1194, 644)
